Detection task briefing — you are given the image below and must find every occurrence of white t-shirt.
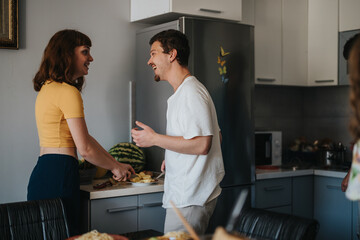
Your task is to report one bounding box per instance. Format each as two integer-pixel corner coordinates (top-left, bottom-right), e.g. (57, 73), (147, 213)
(162, 76), (225, 208)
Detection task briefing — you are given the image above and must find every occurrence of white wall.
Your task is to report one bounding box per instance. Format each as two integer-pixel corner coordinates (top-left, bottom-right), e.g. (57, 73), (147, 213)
(0, 0), (149, 203)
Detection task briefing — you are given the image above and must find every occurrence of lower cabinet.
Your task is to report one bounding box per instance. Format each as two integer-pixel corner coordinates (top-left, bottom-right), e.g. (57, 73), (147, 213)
(256, 175), (358, 240)
(255, 177), (292, 214)
(255, 176), (313, 217)
(80, 192), (165, 234)
(292, 175), (314, 219)
(314, 176), (353, 240)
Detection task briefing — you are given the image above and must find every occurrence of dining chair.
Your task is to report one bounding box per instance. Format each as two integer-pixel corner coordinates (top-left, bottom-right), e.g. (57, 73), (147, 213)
(236, 208), (319, 240)
(0, 198), (70, 240)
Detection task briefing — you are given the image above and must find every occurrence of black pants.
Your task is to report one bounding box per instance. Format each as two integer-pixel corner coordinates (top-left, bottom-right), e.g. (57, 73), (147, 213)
(27, 154), (80, 236)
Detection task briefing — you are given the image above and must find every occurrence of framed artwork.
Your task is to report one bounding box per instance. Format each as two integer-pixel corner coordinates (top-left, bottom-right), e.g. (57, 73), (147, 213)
(0, 0), (18, 49)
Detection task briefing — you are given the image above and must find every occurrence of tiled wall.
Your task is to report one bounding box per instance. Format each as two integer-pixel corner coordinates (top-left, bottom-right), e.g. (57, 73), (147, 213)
(254, 85), (352, 162)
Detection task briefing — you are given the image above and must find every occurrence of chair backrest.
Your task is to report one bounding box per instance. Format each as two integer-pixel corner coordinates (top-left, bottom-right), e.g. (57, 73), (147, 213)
(0, 198), (70, 240)
(237, 208), (319, 240)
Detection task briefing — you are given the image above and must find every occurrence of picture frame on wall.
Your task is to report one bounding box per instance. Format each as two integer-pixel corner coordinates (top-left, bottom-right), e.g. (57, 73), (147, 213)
(0, 0), (18, 49)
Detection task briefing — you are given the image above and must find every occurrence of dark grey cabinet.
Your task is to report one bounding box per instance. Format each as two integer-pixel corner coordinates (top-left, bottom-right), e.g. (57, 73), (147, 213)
(255, 177), (292, 214)
(81, 192), (165, 234)
(255, 176), (313, 217)
(292, 176), (314, 218)
(314, 176), (352, 240)
(91, 195), (138, 234)
(138, 193), (166, 232)
(256, 174), (358, 239)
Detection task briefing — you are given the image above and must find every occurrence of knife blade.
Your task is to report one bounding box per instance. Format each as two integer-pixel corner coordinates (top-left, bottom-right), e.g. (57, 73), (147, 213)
(155, 171), (165, 180)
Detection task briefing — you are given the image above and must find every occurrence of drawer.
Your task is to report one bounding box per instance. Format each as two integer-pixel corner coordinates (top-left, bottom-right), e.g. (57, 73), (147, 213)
(91, 196), (138, 234)
(255, 178), (292, 208)
(138, 192), (165, 232)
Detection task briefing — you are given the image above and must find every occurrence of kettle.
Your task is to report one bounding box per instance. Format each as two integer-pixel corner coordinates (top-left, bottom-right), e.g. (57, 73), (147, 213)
(317, 142), (346, 167)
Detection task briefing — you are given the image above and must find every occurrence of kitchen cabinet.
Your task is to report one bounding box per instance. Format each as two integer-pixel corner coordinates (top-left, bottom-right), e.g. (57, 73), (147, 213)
(254, 0), (282, 85)
(130, 0), (242, 24)
(292, 176), (313, 219)
(80, 192), (165, 234)
(255, 177), (292, 214)
(339, 0), (360, 32)
(255, 175), (313, 217)
(353, 201), (359, 240)
(240, 0), (254, 26)
(307, 0), (338, 86)
(314, 176), (352, 240)
(254, 0), (307, 86)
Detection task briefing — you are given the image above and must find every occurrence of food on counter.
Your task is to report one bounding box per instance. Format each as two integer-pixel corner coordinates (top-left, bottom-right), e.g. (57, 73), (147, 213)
(93, 178), (119, 190)
(148, 231), (192, 240)
(130, 171), (156, 183)
(108, 142), (145, 173)
(75, 230), (114, 240)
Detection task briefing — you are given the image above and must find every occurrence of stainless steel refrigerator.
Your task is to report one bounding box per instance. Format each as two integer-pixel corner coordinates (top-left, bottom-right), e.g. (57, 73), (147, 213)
(134, 17), (255, 232)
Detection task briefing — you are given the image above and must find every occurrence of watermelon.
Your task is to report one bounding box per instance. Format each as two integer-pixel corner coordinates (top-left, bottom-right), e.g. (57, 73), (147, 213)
(108, 142), (145, 173)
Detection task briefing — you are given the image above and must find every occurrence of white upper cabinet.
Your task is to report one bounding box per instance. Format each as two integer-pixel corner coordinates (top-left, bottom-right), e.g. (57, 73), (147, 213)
(339, 0), (360, 32)
(255, 0), (307, 86)
(254, 0), (282, 85)
(308, 0), (338, 86)
(131, 0), (242, 23)
(282, 0), (308, 86)
(241, 0), (255, 26)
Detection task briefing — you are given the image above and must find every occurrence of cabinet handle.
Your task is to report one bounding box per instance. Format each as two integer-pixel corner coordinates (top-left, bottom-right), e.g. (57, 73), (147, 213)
(257, 78), (276, 82)
(326, 185), (341, 191)
(107, 206), (138, 213)
(199, 8), (222, 14)
(139, 202), (163, 208)
(264, 185), (284, 191)
(314, 79), (334, 83)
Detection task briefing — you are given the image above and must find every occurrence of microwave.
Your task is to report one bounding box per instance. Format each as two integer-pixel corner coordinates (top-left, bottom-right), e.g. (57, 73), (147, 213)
(255, 131), (282, 166)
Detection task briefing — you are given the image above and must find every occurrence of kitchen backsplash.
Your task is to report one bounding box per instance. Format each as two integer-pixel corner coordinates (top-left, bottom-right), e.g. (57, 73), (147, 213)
(254, 85), (352, 163)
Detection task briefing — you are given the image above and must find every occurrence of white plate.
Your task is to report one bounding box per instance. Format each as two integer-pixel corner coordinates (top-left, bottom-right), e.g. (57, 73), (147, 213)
(130, 179), (158, 186)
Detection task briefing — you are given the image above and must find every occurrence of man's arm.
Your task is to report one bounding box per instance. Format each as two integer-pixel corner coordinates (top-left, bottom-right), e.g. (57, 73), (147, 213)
(131, 121), (212, 155)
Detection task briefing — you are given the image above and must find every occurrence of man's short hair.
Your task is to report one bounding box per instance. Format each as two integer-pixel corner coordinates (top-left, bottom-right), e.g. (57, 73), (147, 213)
(149, 29), (190, 67)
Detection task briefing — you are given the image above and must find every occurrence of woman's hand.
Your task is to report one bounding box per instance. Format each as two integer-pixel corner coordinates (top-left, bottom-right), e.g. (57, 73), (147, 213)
(341, 169), (351, 192)
(111, 163), (135, 182)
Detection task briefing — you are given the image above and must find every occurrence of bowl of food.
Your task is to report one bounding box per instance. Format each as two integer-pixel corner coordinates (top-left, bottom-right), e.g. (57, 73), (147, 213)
(67, 230), (128, 240)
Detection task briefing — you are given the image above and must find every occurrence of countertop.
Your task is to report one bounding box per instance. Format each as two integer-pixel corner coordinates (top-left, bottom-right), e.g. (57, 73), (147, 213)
(80, 178), (164, 200)
(256, 167), (348, 180)
(81, 168), (348, 199)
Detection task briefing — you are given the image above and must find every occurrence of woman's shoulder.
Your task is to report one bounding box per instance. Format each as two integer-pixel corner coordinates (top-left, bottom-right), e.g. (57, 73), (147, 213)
(44, 81), (81, 99)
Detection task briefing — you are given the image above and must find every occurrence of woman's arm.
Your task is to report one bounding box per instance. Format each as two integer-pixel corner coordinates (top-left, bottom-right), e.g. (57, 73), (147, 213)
(67, 118), (135, 181)
(341, 169), (351, 192)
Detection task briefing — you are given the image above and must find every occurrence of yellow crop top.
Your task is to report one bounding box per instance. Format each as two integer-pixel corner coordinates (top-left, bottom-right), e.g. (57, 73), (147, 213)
(35, 80), (84, 147)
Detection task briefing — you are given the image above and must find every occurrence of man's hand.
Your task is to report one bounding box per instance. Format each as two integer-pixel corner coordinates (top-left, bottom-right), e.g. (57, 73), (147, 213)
(131, 121), (157, 147)
(161, 160), (166, 172)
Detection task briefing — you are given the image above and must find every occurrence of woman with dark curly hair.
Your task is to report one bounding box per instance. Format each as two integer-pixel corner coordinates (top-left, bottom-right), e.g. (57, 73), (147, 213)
(28, 29), (134, 235)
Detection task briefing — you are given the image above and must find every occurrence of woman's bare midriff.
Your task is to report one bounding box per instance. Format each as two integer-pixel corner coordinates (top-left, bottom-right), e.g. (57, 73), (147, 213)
(40, 147), (78, 159)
